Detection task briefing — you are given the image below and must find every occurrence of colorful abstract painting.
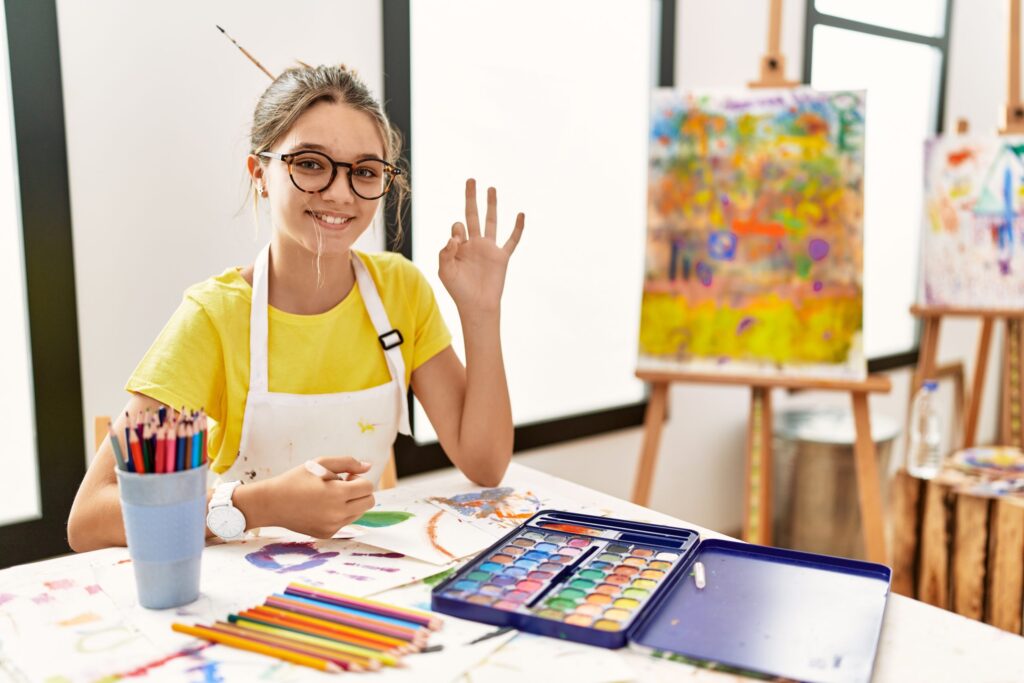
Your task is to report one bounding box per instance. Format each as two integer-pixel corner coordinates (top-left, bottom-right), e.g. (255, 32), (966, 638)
(922, 135), (1024, 308)
(640, 88), (866, 378)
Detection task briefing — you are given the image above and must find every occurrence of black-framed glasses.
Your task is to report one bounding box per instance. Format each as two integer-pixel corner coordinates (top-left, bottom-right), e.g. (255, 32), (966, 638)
(258, 150), (401, 200)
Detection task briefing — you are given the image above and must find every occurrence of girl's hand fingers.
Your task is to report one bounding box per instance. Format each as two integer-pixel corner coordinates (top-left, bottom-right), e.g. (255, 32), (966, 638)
(465, 178), (481, 238)
(451, 221), (468, 243)
(439, 237), (458, 267)
(503, 212), (525, 255)
(484, 187), (497, 240)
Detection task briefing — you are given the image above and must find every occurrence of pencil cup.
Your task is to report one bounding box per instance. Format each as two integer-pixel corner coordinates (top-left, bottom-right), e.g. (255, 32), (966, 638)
(116, 465), (207, 609)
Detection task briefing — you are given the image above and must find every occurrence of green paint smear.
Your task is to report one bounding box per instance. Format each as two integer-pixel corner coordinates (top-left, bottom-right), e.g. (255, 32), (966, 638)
(353, 510), (414, 527)
(422, 568), (455, 586)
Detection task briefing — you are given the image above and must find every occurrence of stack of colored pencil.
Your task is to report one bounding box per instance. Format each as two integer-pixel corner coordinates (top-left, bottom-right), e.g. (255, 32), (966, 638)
(109, 406), (209, 474)
(172, 582), (443, 674)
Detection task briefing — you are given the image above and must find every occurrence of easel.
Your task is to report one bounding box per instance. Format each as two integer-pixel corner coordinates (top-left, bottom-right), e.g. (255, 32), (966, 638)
(910, 0), (1024, 451)
(631, 0), (893, 565)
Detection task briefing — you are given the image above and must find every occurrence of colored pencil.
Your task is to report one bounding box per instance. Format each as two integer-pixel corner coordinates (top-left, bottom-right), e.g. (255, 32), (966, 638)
(142, 419), (153, 473)
(228, 615), (397, 667)
(191, 421), (201, 469)
(233, 611), (407, 661)
(163, 414), (175, 473)
(128, 424), (144, 473)
(208, 621), (375, 671)
(172, 623), (341, 673)
(124, 414), (134, 473)
(250, 605), (419, 652)
(108, 421), (127, 471)
(271, 593), (426, 635)
(281, 588), (428, 632)
(176, 419), (187, 472)
(286, 583), (442, 630)
(154, 424), (166, 474)
(264, 595), (423, 642)
(200, 413), (208, 465)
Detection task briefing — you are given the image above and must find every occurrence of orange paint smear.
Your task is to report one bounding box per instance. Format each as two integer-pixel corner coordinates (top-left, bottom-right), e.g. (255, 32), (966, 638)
(427, 510), (456, 560)
(733, 219), (786, 237)
(540, 522), (602, 536)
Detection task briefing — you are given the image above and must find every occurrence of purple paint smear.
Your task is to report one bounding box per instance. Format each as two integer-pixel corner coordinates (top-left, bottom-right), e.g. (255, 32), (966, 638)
(0, 593), (14, 607)
(245, 541), (339, 574)
(736, 317), (755, 334)
(352, 551), (405, 558)
(31, 593), (53, 604)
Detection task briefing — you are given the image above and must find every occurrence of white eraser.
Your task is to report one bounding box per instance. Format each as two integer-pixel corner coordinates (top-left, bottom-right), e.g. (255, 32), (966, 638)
(304, 460), (328, 477)
(694, 561), (706, 589)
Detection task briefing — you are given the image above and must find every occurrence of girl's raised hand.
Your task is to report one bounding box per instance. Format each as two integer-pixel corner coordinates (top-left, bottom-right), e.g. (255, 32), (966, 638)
(439, 179), (524, 316)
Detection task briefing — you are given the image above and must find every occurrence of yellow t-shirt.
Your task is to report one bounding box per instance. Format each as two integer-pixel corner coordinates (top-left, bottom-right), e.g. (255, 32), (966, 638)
(126, 251), (452, 474)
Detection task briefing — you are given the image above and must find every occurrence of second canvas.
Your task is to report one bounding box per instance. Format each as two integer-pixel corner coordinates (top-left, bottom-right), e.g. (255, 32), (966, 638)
(639, 88), (866, 378)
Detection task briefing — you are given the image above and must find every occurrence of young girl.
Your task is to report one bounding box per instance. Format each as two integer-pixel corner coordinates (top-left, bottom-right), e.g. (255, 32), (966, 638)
(67, 64), (523, 551)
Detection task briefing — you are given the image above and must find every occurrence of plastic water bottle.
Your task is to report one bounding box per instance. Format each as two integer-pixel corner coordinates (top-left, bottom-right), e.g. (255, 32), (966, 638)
(907, 380), (943, 479)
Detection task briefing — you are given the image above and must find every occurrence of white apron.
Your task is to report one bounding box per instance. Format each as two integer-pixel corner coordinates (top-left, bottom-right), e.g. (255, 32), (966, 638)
(215, 243), (411, 488)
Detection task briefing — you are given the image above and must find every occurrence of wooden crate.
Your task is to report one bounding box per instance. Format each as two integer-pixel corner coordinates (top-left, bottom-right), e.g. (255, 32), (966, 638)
(892, 470), (1024, 633)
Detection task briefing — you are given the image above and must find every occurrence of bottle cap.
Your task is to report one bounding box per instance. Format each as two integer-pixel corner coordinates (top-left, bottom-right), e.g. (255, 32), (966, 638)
(923, 380), (938, 391)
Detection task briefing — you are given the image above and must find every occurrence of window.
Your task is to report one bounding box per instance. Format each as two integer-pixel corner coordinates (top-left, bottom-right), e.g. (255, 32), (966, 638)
(804, 0), (953, 365)
(386, 0), (676, 474)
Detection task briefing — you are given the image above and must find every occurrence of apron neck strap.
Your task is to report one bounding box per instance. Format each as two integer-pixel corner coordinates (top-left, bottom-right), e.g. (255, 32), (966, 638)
(352, 252), (411, 435)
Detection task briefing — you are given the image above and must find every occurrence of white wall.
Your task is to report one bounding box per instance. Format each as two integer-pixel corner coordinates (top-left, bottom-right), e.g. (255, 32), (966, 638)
(57, 0), (383, 458)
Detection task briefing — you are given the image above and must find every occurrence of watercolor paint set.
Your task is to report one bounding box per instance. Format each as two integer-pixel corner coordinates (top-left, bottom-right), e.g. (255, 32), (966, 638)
(432, 510), (892, 683)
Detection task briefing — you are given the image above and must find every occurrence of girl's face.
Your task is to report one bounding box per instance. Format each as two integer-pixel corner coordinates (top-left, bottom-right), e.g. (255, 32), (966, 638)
(249, 99), (386, 258)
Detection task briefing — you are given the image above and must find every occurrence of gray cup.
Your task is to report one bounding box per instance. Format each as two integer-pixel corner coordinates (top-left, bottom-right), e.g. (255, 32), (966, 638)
(116, 465), (207, 609)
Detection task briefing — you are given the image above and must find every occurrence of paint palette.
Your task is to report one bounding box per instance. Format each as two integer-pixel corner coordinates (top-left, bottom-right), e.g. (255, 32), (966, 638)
(432, 510), (699, 648)
(432, 511), (893, 683)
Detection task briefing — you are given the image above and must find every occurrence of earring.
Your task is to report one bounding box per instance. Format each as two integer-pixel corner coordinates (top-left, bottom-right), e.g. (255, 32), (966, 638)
(257, 183), (267, 198)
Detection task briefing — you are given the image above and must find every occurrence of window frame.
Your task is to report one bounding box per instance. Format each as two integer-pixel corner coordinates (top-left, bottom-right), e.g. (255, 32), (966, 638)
(802, 0), (955, 373)
(0, 0), (87, 568)
(382, 0), (677, 477)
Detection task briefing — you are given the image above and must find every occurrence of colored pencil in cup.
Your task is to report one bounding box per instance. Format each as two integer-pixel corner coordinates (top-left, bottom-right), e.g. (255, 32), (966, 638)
(108, 421), (127, 471)
(191, 419), (201, 469)
(155, 424), (166, 474)
(200, 413), (208, 465)
(285, 583), (442, 630)
(172, 622), (342, 673)
(176, 418), (187, 472)
(128, 422), (144, 473)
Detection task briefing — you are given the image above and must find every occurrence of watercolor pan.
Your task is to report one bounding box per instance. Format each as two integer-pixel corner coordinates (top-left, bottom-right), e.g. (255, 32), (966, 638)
(433, 509), (892, 681)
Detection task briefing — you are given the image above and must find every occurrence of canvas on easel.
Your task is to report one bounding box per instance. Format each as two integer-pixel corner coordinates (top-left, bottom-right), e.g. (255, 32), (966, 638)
(922, 135), (1024, 308)
(640, 88), (867, 379)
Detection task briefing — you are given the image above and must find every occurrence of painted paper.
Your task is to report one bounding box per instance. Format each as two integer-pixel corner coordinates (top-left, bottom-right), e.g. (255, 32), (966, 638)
(922, 135), (1024, 307)
(640, 88), (866, 378)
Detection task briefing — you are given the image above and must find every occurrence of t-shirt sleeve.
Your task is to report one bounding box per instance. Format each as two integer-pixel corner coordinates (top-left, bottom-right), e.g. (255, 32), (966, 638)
(407, 262), (452, 372)
(124, 294), (226, 421)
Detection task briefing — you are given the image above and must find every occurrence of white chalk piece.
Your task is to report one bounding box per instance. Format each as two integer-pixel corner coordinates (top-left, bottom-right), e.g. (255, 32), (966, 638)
(694, 561), (706, 589)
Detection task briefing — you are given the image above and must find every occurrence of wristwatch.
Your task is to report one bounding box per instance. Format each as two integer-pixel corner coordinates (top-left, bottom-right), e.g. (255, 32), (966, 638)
(206, 480), (246, 541)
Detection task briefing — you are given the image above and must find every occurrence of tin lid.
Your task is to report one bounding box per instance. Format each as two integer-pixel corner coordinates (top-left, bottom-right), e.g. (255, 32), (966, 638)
(628, 539), (891, 683)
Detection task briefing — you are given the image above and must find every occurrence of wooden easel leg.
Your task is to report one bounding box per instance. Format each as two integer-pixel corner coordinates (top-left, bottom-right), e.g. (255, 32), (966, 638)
(743, 387), (773, 545)
(852, 391), (886, 564)
(632, 382), (669, 506)
(964, 318), (994, 448)
(1001, 319), (1024, 448)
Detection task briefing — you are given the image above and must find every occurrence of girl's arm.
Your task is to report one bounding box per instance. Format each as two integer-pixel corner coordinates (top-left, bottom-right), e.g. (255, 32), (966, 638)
(411, 179), (524, 487)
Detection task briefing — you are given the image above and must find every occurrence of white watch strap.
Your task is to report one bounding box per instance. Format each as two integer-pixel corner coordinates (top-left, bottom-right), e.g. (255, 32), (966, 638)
(210, 480), (242, 509)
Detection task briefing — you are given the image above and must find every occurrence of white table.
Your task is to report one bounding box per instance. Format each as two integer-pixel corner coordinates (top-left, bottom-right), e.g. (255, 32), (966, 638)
(1, 463), (1022, 682)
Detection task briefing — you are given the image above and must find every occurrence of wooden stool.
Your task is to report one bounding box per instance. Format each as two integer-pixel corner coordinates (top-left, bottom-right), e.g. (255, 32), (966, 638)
(892, 469), (1024, 635)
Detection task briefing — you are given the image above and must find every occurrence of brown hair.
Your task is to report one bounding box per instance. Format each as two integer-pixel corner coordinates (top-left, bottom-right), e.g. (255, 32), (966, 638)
(249, 63), (407, 245)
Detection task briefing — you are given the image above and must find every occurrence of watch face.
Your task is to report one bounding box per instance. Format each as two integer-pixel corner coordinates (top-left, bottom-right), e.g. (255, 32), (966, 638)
(207, 505), (245, 539)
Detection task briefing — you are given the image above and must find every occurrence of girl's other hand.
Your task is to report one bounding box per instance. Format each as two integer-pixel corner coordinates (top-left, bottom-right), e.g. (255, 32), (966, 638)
(261, 456), (374, 538)
(439, 178), (524, 317)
